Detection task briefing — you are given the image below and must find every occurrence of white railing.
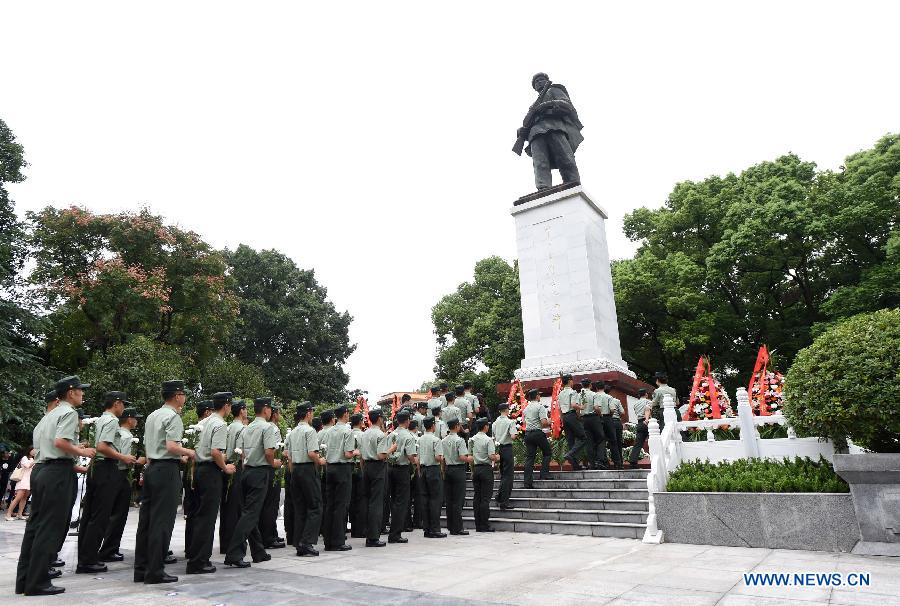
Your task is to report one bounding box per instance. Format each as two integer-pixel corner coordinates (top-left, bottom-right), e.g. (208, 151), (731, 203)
(642, 387), (839, 544)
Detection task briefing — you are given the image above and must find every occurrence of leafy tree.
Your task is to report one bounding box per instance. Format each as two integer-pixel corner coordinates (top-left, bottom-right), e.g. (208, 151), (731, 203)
(783, 308), (900, 452)
(28, 207), (239, 370)
(81, 336), (187, 420)
(200, 356), (268, 401)
(0, 118), (52, 449)
(431, 256), (523, 403)
(224, 245), (354, 404)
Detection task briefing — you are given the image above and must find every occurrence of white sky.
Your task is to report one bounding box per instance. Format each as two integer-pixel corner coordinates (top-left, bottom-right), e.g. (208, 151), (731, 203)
(4, 1), (898, 399)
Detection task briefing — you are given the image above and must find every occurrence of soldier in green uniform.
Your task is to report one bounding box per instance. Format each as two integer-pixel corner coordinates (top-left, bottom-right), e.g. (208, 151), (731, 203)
(407, 418), (423, 530)
(134, 380), (193, 585)
(359, 409), (395, 547)
(224, 397), (280, 567)
(453, 386), (473, 439)
(98, 407), (145, 563)
(412, 402), (427, 436)
(183, 400), (212, 557)
(16, 376), (95, 597)
(594, 381), (614, 468)
(432, 406), (448, 439)
(386, 411), (417, 543)
(522, 388), (552, 489)
(651, 372), (677, 430)
(491, 403), (517, 510)
(322, 405), (358, 551)
(442, 392), (462, 427)
(284, 402), (323, 557)
(316, 409), (335, 539)
(77, 391), (135, 573)
(425, 386), (442, 418)
(579, 378), (607, 469)
(469, 418), (499, 532)
(259, 404), (285, 549)
(349, 413), (366, 538)
(559, 377), (586, 470)
(441, 419), (471, 535)
(629, 388), (652, 468)
(418, 417), (446, 538)
(607, 384), (625, 469)
(219, 399), (247, 555)
(186, 392), (236, 574)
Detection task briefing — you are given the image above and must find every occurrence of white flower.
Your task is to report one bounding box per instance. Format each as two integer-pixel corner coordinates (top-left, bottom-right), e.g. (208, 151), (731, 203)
(187, 424), (201, 431)
(275, 442), (285, 449)
(233, 448), (243, 455)
(320, 444), (327, 450)
(693, 404), (703, 413)
(132, 438), (140, 444)
(185, 429), (196, 435)
(82, 417), (96, 426)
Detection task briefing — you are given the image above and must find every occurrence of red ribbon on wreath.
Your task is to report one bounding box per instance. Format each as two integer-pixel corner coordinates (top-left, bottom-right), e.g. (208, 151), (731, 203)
(506, 379), (528, 431)
(686, 355), (722, 420)
(550, 376), (563, 439)
(748, 345), (771, 416)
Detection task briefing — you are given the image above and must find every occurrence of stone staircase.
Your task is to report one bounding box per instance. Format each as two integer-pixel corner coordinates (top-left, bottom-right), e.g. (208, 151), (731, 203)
(449, 469), (650, 539)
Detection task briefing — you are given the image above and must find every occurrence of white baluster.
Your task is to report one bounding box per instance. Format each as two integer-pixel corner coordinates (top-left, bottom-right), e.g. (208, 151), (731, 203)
(787, 425), (797, 439)
(642, 484), (664, 544)
(736, 388), (760, 458)
(706, 423), (715, 442)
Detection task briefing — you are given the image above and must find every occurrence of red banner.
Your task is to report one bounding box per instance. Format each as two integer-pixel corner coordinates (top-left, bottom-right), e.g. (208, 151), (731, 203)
(687, 355), (723, 420)
(550, 376), (563, 439)
(748, 345), (771, 416)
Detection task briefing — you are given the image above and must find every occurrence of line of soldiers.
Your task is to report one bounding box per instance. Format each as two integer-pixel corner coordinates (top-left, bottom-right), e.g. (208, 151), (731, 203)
(13, 378), (516, 596)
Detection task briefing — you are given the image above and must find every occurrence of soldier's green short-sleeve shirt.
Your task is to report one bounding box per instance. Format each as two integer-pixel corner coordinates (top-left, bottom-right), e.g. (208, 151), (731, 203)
(610, 398), (624, 418)
(389, 428), (416, 466)
(324, 422), (355, 464)
(196, 414), (227, 463)
(634, 397), (652, 421)
(242, 417), (277, 467)
(455, 398), (471, 420)
(359, 426), (389, 461)
(596, 392), (611, 414)
(115, 427), (134, 470)
(144, 404), (183, 461)
(559, 387), (578, 413)
(417, 432), (443, 466)
(469, 431), (495, 464)
(652, 384), (677, 409)
(36, 403), (79, 462)
(442, 404), (462, 424)
(491, 415), (516, 445)
(412, 412), (425, 435)
(441, 433), (468, 465)
(286, 423), (318, 464)
(425, 397), (441, 418)
(92, 411), (120, 461)
(226, 420), (246, 461)
(523, 401), (548, 431)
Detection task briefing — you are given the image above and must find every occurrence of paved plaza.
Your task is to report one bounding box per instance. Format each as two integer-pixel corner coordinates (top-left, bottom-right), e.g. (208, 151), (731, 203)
(2, 514), (900, 606)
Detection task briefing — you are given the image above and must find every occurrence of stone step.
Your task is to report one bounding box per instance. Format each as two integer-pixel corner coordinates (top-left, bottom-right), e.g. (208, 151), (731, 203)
(512, 469), (647, 480)
(465, 488), (649, 500)
(460, 505), (648, 524)
(440, 515), (645, 539)
(467, 478), (647, 490)
(462, 496), (649, 511)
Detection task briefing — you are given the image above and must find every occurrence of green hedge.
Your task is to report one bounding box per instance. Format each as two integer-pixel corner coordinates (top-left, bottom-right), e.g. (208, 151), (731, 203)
(666, 457), (849, 493)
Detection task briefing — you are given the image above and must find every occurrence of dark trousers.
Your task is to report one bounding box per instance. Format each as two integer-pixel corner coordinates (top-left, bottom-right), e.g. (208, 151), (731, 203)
(583, 415), (608, 468)
(530, 130), (580, 189)
(443, 465), (466, 534)
(134, 460), (180, 581)
(381, 466), (391, 529)
(78, 460), (118, 566)
(411, 467), (425, 529)
(600, 416), (622, 466)
(57, 470), (77, 554)
(524, 430), (552, 486)
(289, 463), (322, 547)
(472, 465), (494, 530)
(98, 468), (131, 559)
(496, 444), (514, 506)
(258, 468), (280, 545)
(318, 467), (328, 537)
(284, 470), (294, 545)
(219, 465), (243, 554)
(323, 463), (352, 548)
(16, 462), (73, 594)
(183, 467), (197, 555)
(225, 466), (268, 562)
(630, 420), (649, 465)
(421, 466), (443, 534)
(362, 460), (386, 541)
(186, 463), (223, 569)
(350, 465), (365, 537)
(612, 418), (624, 467)
(388, 465), (410, 540)
(562, 411), (586, 462)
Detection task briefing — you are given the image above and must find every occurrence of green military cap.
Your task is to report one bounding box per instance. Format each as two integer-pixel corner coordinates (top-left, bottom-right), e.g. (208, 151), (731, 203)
(196, 400), (213, 415)
(497, 403), (509, 411)
(56, 375), (91, 393)
(320, 409), (335, 424)
(580, 378), (592, 386)
(416, 401), (428, 410)
(211, 391), (233, 404)
(526, 388), (540, 400)
(120, 407), (143, 419)
(44, 390), (58, 403)
(162, 379), (185, 392)
(638, 388), (648, 396)
(333, 404), (348, 417)
(430, 386), (441, 394)
(104, 391), (131, 405)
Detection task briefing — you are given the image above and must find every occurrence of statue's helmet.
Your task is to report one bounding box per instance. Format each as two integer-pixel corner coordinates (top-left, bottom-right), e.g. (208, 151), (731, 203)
(532, 72), (549, 87)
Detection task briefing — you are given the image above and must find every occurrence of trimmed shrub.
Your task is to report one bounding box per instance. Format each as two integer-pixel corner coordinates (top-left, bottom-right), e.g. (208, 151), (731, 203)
(666, 457), (848, 493)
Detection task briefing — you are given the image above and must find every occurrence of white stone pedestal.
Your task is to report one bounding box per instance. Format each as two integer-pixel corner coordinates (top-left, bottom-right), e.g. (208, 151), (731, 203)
(511, 184), (633, 380)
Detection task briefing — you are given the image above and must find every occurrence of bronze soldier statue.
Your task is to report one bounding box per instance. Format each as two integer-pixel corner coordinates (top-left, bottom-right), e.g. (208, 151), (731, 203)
(513, 72), (584, 190)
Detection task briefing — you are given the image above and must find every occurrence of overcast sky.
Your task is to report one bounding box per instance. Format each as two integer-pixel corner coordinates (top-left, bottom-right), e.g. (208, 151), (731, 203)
(4, 1), (898, 399)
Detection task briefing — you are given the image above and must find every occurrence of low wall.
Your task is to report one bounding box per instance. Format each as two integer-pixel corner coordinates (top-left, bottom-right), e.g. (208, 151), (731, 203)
(654, 492), (859, 552)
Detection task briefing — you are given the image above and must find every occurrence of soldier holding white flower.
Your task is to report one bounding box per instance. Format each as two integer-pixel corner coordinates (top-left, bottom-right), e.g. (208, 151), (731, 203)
(259, 404), (285, 549)
(219, 399), (248, 554)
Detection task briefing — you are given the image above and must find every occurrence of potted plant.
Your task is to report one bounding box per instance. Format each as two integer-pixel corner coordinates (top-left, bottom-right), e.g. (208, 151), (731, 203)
(783, 308), (900, 556)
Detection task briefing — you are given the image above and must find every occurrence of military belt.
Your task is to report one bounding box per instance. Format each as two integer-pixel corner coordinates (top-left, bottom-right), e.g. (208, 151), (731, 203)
(44, 458), (75, 465)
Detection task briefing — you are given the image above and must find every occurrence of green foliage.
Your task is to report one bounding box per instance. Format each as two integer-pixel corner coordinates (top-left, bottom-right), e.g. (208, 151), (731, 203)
(224, 245), (354, 403)
(81, 336), (187, 420)
(615, 134), (900, 395)
(431, 257), (523, 403)
(666, 457), (848, 493)
(200, 356), (268, 401)
(783, 308), (900, 452)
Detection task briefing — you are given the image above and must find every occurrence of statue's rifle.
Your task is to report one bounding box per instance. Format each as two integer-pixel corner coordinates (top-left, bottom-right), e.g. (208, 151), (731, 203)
(512, 80), (553, 156)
